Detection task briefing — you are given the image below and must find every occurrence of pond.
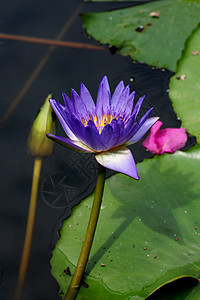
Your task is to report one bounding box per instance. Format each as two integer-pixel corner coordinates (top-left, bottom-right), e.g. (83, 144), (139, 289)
(0, 0), (196, 299)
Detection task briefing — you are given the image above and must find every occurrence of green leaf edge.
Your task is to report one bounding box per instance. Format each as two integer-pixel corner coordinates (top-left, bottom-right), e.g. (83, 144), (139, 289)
(145, 275), (199, 299)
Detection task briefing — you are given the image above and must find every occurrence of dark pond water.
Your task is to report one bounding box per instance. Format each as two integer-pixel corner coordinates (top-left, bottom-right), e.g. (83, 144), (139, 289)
(0, 0), (195, 299)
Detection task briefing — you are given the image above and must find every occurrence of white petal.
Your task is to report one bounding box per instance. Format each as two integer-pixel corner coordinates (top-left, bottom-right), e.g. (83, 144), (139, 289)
(95, 146), (139, 179)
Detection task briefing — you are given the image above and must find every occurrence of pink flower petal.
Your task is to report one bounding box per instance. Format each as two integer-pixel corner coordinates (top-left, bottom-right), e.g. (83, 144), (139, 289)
(95, 146), (139, 179)
(142, 120), (187, 154)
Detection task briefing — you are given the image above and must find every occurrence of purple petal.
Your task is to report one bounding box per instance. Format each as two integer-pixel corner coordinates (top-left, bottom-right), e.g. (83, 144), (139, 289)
(85, 125), (105, 151)
(128, 117), (159, 144)
(62, 93), (74, 114)
(122, 91), (135, 121)
(132, 95), (145, 121)
(114, 85), (130, 117)
(100, 124), (115, 149)
(142, 121), (188, 154)
(96, 75), (111, 118)
(109, 118), (124, 147)
(71, 89), (89, 120)
(79, 82), (96, 116)
(69, 116), (105, 151)
(69, 116), (89, 145)
(120, 96), (147, 140)
(47, 134), (93, 152)
(87, 119), (99, 133)
(108, 119), (122, 144)
(111, 80), (124, 114)
(49, 98), (78, 140)
(123, 107), (154, 144)
(95, 146), (139, 179)
(116, 114), (135, 145)
(110, 117), (125, 147)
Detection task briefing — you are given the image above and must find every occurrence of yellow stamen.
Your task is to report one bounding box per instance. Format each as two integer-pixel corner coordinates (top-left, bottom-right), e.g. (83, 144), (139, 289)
(81, 114), (116, 134)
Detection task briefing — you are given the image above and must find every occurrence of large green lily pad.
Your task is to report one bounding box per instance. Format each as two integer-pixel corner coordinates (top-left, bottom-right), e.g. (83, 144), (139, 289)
(51, 145), (200, 299)
(81, 0), (200, 71)
(169, 25), (200, 143)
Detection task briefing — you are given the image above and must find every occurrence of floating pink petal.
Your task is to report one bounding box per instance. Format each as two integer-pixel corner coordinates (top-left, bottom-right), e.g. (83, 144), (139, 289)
(142, 120), (187, 155)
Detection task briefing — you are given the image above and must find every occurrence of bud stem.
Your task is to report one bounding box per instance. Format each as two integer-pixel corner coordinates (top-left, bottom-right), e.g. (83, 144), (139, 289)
(64, 164), (106, 300)
(14, 157), (42, 300)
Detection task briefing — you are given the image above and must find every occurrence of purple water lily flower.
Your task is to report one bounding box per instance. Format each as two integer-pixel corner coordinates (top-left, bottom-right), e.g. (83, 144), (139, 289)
(47, 76), (158, 179)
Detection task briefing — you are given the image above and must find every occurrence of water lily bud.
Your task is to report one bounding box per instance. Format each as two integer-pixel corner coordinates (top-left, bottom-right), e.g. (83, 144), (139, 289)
(27, 94), (56, 157)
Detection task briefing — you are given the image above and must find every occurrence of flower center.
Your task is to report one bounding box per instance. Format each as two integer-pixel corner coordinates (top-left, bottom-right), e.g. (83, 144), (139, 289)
(82, 114), (116, 134)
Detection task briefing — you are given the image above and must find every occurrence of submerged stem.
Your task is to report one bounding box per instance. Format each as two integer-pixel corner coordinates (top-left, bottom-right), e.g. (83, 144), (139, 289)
(14, 157), (42, 300)
(65, 164), (106, 300)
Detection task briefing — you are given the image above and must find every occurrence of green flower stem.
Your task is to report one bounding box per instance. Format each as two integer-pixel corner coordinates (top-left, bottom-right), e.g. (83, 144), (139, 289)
(65, 164), (106, 300)
(14, 157), (42, 300)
